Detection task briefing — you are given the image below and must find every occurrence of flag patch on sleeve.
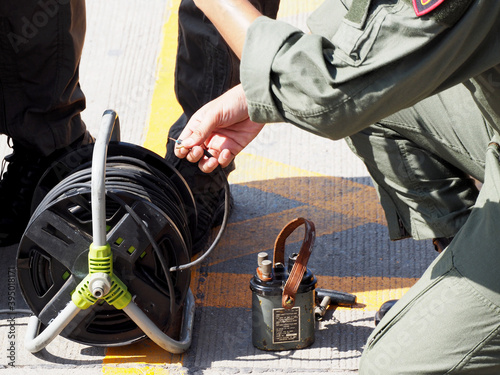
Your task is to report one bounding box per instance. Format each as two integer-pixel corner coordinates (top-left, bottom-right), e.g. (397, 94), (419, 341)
(412, 0), (447, 16)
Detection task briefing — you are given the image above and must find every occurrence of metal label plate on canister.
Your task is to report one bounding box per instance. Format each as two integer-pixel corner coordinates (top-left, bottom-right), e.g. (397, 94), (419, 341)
(272, 307), (300, 344)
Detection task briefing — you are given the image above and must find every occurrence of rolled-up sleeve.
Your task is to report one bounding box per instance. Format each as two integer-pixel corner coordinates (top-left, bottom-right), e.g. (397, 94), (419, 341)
(240, 1), (500, 140)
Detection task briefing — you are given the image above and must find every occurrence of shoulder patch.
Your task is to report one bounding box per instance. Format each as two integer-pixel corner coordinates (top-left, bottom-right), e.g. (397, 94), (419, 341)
(412, 0), (447, 16)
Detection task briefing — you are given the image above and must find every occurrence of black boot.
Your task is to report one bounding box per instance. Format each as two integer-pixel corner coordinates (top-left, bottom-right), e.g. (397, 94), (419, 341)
(0, 132), (93, 247)
(374, 299), (399, 326)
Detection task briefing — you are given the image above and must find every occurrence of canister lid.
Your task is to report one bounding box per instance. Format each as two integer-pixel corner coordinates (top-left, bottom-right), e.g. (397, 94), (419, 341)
(250, 268), (317, 296)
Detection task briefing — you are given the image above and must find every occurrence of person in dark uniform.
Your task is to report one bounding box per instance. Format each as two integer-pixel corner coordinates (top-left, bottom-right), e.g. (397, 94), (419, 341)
(0, 1), (93, 246)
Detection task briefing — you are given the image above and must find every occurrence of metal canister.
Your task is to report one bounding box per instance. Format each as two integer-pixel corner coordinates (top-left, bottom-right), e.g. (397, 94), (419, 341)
(250, 218), (317, 351)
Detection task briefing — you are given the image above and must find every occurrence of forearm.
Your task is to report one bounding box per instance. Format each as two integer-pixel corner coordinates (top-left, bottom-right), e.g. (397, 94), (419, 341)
(193, 0), (261, 58)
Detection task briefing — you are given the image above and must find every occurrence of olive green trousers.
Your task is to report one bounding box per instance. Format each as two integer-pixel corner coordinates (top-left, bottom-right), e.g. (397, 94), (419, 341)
(359, 138), (500, 373)
(350, 83), (500, 373)
(347, 84), (493, 241)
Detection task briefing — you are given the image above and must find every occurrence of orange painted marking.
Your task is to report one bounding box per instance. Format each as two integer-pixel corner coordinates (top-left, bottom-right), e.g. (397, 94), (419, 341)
(104, 341), (183, 365)
(243, 176), (386, 226)
(191, 270), (417, 312)
(207, 175), (386, 268)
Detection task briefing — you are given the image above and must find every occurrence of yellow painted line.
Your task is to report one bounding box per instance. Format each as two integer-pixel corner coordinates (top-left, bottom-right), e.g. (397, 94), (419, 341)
(143, 0), (325, 157)
(143, 0), (183, 156)
(191, 271), (417, 312)
(103, 0), (183, 369)
(103, 334), (185, 369)
(229, 152), (323, 184)
(103, 366), (184, 375)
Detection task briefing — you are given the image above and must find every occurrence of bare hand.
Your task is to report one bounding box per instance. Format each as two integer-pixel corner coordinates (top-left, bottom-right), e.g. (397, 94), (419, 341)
(174, 84), (265, 173)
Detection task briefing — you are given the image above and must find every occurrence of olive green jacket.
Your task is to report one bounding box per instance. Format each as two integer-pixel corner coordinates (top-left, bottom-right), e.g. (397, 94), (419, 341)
(241, 0), (500, 139)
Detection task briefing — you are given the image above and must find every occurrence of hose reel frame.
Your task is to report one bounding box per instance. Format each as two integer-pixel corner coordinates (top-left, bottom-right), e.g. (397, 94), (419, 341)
(16, 111), (211, 352)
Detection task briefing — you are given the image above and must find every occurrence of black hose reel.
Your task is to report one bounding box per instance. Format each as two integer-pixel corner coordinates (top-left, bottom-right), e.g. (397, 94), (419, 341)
(16, 110), (226, 353)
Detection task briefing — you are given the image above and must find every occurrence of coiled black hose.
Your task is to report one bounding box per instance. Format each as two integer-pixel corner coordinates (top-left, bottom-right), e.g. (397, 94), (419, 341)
(27, 151), (229, 324)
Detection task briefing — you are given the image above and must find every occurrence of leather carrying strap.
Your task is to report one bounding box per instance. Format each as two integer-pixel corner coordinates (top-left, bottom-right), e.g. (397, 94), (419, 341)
(273, 217), (315, 309)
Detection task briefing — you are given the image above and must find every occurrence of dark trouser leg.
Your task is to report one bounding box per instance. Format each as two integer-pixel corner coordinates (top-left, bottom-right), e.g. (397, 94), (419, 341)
(166, 0), (280, 163)
(0, 0), (88, 156)
(0, 1), (89, 246)
(165, 0), (280, 252)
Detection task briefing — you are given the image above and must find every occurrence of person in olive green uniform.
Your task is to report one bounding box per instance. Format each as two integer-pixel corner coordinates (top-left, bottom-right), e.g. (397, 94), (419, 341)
(173, 0), (500, 372)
